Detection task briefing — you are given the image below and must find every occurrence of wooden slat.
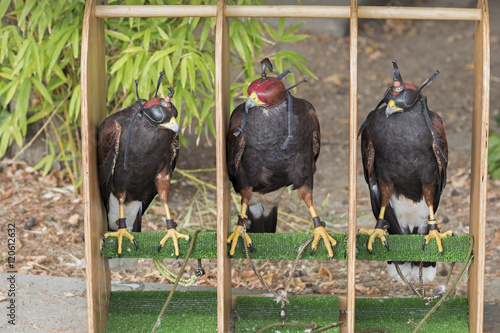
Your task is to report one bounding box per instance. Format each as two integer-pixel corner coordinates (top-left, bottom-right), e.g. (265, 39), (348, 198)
(358, 6), (480, 21)
(468, 1), (490, 332)
(94, 4), (480, 20)
(346, 2), (358, 332)
(95, 5), (216, 18)
(81, 0), (109, 332)
(226, 5), (349, 18)
(215, 1), (231, 332)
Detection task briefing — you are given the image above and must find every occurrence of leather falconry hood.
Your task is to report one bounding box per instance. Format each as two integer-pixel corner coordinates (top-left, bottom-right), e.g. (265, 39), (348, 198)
(247, 58), (287, 108)
(382, 60), (419, 110)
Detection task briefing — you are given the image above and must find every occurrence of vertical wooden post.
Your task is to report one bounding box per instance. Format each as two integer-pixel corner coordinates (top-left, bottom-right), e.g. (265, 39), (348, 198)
(215, 1), (232, 331)
(468, 1), (489, 332)
(81, 0), (109, 332)
(347, 1), (358, 332)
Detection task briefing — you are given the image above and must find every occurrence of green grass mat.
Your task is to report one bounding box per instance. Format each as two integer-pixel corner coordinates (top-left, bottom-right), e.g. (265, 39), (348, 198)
(355, 297), (469, 332)
(101, 231), (347, 260)
(101, 231), (470, 262)
(356, 234), (471, 262)
(106, 290), (217, 332)
(234, 295), (340, 332)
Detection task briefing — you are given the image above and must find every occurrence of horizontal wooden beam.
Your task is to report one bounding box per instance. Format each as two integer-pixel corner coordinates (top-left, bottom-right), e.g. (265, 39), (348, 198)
(358, 6), (480, 21)
(95, 5), (480, 21)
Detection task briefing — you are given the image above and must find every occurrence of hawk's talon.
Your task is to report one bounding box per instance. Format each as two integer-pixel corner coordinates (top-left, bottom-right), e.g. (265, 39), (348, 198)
(311, 225), (336, 259)
(359, 227), (388, 253)
(227, 225), (253, 256)
(133, 238), (139, 251)
(103, 227), (136, 257)
(158, 228), (190, 258)
(422, 229), (453, 254)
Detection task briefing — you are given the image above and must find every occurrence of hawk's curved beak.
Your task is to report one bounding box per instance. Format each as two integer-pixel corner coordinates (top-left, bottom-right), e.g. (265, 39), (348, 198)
(160, 116), (179, 135)
(245, 92), (266, 111)
(385, 99), (403, 117)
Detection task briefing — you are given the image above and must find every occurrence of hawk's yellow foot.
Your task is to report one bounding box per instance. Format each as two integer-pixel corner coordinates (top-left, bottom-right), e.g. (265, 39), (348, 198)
(359, 227), (389, 253)
(422, 227), (453, 255)
(157, 219), (189, 259)
(103, 218), (138, 258)
(227, 224), (253, 257)
(310, 225), (336, 260)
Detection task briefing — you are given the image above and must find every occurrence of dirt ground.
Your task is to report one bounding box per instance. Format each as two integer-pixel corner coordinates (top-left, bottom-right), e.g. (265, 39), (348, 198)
(1, 0), (499, 311)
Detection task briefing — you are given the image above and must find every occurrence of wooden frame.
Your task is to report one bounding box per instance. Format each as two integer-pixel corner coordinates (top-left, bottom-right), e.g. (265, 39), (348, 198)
(81, 1), (489, 332)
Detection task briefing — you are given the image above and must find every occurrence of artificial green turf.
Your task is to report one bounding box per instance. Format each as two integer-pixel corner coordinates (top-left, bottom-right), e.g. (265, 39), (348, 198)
(355, 297), (469, 332)
(234, 295), (340, 332)
(105, 290), (217, 332)
(101, 231), (471, 263)
(101, 231), (347, 260)
(356, 234), (471, 262)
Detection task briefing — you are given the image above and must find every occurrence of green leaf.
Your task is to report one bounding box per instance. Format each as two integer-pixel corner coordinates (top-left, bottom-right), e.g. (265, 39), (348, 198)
(283, 22), (304, 37)
(0, 1), (10, 20)
(68, 84), (81, 121)
(156, 26), (169, 40)
(277, 18), (286, 38)
(15, 80), (32, 119)
(0, 30), (9, 61)
(163, 56), (174, 84)
(105, 29), (131, 42)
(199, 20), (211, 50)
(13, 39), (31, 67)
(263, 22), (278, 41)
(122, 46), (144, 53)
(27, 108), (50, 124)
(109, 55), (130, 74)
(71, 26), (79, 58)
(31, 78), (54, 105)
(180, 57), (187, 88)
(18, 0), (37, 32)
(186, 56), (196, 91)
(279, 34), (308, 43)
(46, 27), (73, 82)
(143, 28), (151, 54)
(12, 126), (23, 147)
(3, 81), (19, 108)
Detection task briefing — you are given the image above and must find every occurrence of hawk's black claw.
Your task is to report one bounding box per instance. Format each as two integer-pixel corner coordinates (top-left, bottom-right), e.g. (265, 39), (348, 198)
(383, 240), (389, 251)
(310, 248), (315, 256)
(439, 251), (443, 256)
(118, 253), (122, 259)
(158, 244), (163, 253)
(368, 248), (373, 255)
(102, 235), (106, 248)
(249, 242), (254, 253)
(176, 255), (179, 260)
(422, 239), (427, 251)
(329, 256), (333, 261)
(133, 238), (139, 250)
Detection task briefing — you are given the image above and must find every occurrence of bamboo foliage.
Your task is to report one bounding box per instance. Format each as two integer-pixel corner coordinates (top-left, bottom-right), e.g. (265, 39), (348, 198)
(0, 0), (313, 181)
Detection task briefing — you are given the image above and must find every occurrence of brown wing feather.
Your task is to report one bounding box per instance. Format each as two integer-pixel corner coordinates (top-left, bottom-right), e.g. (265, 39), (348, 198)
(431, 112), (448, 197)
(227, 111), (246, 171)
(308, 108), (320, 159)
(97, 119), (121, 200)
